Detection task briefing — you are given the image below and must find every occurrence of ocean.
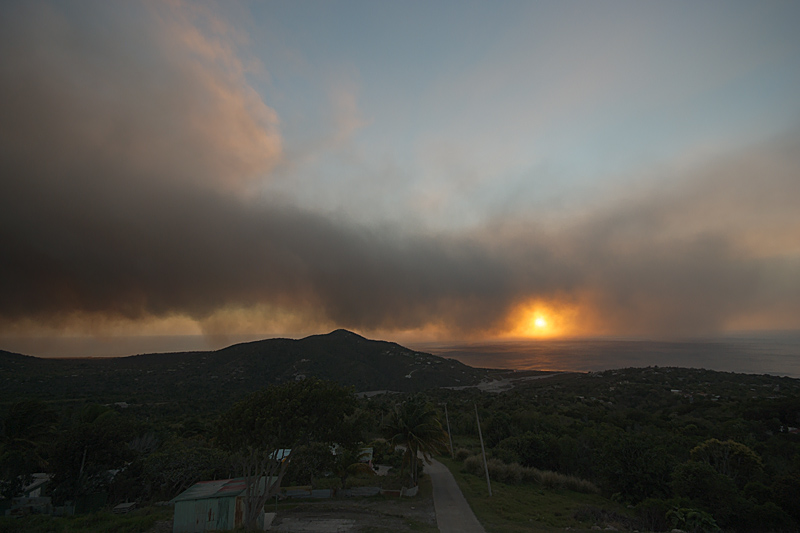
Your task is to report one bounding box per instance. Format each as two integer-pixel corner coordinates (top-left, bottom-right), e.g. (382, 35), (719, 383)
(4, 331), (799, 378)
(412, 332), (800, 378)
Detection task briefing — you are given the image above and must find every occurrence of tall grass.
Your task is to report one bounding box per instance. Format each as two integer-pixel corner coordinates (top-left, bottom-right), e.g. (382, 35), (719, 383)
(461, 454), (599, 494)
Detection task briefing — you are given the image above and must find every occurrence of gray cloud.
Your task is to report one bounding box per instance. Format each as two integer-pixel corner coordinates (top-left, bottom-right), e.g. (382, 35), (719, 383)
(1, 1), (799, 341)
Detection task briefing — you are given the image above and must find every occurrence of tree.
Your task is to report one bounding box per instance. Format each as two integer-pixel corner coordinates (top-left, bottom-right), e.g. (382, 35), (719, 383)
(484, 411), (513, 448)
(331, 445), (372, 489)
(0, 401), (57, 498)
(689, 438), (763, 487)
(142, 436), (233, 500)
(672, 460), (739, 526)
(382, 398), (449, 486)
(216, 378), (358, 529)
(598, 432), (674, 503)
(283, 442), (334, 487)
(47, 406), (140, 505)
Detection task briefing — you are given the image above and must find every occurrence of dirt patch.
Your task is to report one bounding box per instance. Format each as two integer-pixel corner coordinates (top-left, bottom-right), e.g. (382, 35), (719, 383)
(149, 479), (436, 532)
(271, 481), (437, 532)
(147, 519), (173, 533)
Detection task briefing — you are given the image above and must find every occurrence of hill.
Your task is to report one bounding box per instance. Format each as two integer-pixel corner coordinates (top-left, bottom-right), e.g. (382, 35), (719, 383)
(0, 329), (494, 408)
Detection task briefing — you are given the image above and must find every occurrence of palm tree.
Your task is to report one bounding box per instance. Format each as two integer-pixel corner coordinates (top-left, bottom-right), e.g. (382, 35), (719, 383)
(331, 446), (373, 489)
(0, 401), (57, 498)
(382, 398), (449, 486)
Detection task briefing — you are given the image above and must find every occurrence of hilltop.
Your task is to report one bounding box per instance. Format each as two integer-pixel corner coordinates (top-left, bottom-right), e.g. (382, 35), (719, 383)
(0, 329), (495, 408)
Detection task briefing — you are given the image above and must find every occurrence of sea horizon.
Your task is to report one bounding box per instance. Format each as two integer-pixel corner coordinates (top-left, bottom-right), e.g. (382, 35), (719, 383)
(2, 330), (799, 379)
(413, 331), (800, 379)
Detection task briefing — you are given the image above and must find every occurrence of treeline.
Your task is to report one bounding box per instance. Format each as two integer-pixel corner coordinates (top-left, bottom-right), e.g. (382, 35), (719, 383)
(429, 367), (800, 532)
(3, 366), (799, 532)
(0, 378), (443, 513)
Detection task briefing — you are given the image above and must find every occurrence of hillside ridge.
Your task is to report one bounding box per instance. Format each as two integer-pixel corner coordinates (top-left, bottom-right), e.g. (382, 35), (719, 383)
(0, 330), (493, 407)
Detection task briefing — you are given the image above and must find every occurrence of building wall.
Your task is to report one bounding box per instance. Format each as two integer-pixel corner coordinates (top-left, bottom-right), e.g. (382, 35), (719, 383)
(173, 497), (237, 533)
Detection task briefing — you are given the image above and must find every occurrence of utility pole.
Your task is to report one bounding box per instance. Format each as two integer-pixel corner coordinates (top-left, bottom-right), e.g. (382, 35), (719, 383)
(444, 403), (454, 457)
(474, 403), (492, 497)
(73, 445), (88, 514)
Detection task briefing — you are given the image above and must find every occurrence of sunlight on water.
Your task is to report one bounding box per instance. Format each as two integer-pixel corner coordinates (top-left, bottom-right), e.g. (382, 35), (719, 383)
(414, 333), (800, 378)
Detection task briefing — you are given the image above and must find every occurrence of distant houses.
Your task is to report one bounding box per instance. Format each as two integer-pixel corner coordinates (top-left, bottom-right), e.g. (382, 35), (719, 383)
(1, 474), (53, 517)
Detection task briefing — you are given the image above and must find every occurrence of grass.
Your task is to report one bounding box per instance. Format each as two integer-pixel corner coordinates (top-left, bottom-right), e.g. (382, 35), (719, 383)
(0, 505), (172, 533)
(437, 456), (634, 532)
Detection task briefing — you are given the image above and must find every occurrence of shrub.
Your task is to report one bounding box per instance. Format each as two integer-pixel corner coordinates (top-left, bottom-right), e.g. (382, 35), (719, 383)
(462, 454), (598, 494)
(534, 468), (598, 493)
(636, 498), (672, 532)
(666, 507), (721, 533)
(520, 466), (541, 484)
(463, 455), (484, 477)
(539, 469), (561, 489)
(565, 476), (600, 494)
(573, 506), (636, 530)
(486, 458), (523, 484)
(503, 462), (524, 484)
(454, 448), (471, 462)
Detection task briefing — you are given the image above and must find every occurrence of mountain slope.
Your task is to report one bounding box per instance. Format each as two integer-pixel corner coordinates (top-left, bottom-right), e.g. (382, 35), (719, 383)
(0, 330), (493, 406)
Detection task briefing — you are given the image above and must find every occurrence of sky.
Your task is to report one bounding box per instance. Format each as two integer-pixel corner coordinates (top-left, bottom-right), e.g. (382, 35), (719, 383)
(1, 0), (800, 357)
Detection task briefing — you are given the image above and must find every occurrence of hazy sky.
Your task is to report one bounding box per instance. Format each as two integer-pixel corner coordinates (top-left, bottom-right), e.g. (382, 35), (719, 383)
(2, 0), (800, 356)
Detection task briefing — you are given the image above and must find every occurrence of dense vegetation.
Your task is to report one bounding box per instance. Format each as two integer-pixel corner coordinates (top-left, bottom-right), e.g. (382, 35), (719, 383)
(2, 333), (799, 532)
(428, 367), (800, 531)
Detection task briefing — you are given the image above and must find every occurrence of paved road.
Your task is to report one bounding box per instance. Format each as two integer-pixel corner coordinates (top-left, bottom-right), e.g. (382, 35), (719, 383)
(427, 459), (486, 533)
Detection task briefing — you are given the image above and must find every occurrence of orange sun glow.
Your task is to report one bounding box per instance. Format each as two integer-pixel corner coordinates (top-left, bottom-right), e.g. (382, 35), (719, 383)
(505, 299), (583, 338)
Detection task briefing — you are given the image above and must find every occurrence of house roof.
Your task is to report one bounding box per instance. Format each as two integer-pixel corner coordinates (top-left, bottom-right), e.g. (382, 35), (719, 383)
(22, 473), (51, 493)
(172, 477), (272, 503)
(172, 478), (247, 502)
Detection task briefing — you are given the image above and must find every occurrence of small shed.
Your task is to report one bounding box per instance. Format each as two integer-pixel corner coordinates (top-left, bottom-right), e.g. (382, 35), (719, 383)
(171, 477), (271, 533)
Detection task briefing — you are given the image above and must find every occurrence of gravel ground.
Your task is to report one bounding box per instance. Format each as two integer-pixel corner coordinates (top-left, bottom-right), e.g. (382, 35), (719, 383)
(149, 479), (437, 532)
(270, 488), (437, 532)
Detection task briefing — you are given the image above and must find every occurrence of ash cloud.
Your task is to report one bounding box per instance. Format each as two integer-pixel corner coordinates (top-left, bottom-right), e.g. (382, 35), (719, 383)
(1, 1), (799, 341)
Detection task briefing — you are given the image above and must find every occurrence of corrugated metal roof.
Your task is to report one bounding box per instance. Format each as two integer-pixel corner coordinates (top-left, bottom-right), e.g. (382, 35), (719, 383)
(172, 477), (274, 503)
(172, 478), (247, 502)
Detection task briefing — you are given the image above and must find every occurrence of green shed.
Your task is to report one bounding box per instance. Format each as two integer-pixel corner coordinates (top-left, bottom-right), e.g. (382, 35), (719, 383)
(171, 477), (270, 532)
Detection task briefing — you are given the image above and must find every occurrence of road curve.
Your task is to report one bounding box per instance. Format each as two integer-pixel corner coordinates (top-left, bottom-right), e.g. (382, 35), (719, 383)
(426, 459), (486, 533)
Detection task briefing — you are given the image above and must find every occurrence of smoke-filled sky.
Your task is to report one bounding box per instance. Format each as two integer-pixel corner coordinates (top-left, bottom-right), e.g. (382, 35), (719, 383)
(2, 0), (800, 356)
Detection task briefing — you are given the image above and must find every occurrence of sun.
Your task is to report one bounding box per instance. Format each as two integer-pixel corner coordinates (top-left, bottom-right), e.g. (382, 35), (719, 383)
(521, 313), (552, 337)
(505, 299), (578, 338)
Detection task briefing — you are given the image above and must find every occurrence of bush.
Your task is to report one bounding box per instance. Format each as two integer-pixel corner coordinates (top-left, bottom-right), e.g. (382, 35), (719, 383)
(573, 506), (636, 530)
(461, 454), (598, 493)
(539, 469), (561, 489)
(486, 458), (522, 484)
(636, 498), (672, 532)
(454, 448), (471, 462)
(463, 455), (484, 477)
(731, 500), (796, 532)
(666, 507), (720, 533)
(539, 469), (598, 493)
(520, 466), (541, 484)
